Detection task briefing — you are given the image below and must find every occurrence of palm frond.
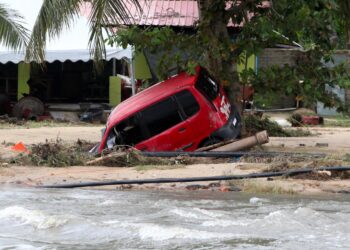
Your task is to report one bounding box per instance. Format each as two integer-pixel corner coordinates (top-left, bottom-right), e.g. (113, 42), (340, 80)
(25, 0), (81, 62)
(87, 0), (140, 64)
(0, 3), (29, 51)
(26, 0), (141, 64)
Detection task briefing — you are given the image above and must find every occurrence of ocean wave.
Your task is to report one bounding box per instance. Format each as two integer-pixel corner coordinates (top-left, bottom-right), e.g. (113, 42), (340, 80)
(0, 206), (68, 229)
(124, 223), (240, 241)
(249, 197), (270, 205)
(97, 200), (117, 206)
(170, 208), (204, 219)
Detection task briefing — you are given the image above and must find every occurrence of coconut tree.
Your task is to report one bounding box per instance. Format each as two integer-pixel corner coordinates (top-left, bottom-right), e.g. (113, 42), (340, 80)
(25, 0), (139, 63)
(0, 2), (29, 50)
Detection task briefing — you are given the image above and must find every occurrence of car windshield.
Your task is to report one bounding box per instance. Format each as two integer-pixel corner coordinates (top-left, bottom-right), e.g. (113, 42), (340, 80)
(195, 68), (219, 101)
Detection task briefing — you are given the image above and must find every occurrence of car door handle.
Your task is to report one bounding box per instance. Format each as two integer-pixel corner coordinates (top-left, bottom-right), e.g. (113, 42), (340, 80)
(178, 127), (186, 132)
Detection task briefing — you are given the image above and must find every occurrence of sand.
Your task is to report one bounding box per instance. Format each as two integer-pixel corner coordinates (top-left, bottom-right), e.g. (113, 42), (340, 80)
(1, 125), (350, 195)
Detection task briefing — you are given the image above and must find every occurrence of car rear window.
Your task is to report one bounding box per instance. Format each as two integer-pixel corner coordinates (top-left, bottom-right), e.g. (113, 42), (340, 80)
(142, 97), (182, 138)
(175, 90), (200, 117)
(195, 68), (219, 100)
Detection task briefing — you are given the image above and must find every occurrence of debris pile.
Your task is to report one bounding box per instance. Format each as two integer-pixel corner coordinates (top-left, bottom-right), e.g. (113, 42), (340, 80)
(0, 115), (25, 126)
(7, 139), (94, 167)
(87, 149), (200, 167)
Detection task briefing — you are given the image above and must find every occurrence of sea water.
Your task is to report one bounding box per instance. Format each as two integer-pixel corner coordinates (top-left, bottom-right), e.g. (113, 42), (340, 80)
(0, 187), (349, 249)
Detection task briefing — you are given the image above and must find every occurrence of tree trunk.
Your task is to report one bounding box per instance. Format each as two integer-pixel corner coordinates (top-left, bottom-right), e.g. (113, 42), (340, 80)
(197, 0), (242, 114)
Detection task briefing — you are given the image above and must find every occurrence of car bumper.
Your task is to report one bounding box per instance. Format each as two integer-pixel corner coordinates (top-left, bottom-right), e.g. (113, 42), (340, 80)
(211, 106), (242, 140)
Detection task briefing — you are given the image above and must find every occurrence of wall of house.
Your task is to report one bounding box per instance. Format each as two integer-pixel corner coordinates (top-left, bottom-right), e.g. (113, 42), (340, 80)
(258, 48), (302, 68)
(257, 48), (350, 111)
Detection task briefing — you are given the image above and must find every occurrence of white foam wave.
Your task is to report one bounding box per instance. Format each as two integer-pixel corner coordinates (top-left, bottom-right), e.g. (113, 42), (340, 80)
(102, 219), (120, 225)
(170, 208), (203, 219)
(134, 223), (238, 241)
(202, 219), (251, 227)
(170, 207), (225, 220)
(0, 206), (68, 229)
(0, 244), (47, 250)
(294, 207), (318, 217)
(192, 208), (224, 218)
(98, 200), (117, 206)
(249, 197), (269, 205)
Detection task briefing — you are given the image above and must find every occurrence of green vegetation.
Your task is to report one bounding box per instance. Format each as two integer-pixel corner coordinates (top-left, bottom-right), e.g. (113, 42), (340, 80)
(113, 0), (350, 112)
(344, 154), (350, 162)
(0, 3), (29, 51)
(323, 115), (350, 127)
(229, 180), (296, 195)
(245, 115), (312, 137)
(8, 139), (94, 167)
(24, 1), (350, 114)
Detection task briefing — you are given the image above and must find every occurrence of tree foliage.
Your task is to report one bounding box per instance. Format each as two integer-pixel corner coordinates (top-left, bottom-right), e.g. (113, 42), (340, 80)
(111, 0), (350, 110)
(25, 0), (140, 64)
(0, 3), (29, 51)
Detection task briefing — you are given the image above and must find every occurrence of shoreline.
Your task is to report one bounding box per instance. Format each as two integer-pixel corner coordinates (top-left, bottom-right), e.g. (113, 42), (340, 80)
(1, 164), (350, 195)
(1, 125), (350, 195)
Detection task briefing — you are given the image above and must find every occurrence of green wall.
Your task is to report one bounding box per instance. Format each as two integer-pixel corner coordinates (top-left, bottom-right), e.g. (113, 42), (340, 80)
(134, 52), (152, 80)
(17, 63), (30, 100)
(237, 53), (256, 74)
(109, 76), (121, 106)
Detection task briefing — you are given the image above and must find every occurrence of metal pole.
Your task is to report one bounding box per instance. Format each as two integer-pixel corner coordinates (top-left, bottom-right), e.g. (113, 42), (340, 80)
(112, 58), (116, 76)
(130, 47), (136, 95)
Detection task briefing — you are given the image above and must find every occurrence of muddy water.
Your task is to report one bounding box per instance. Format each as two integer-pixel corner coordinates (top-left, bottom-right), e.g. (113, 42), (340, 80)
(0, 187), (349, 249)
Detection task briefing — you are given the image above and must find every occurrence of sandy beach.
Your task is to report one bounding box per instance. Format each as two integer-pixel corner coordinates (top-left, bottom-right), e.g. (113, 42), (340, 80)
(1, 126), (350, 194)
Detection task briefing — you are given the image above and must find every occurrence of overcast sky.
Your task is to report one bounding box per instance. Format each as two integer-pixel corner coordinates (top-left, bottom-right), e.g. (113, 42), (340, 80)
(0, 0), (91, 51)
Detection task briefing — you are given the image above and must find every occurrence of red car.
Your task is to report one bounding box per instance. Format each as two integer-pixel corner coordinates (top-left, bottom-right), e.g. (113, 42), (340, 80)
(97, 66), (241, 153)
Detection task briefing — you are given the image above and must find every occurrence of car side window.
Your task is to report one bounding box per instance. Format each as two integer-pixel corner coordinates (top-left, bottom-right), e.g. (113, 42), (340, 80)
(195, 68), (219, 100)
(175, 90), (200, 117)
(142, 97), (182, 138)
(112, 115), (145, 146)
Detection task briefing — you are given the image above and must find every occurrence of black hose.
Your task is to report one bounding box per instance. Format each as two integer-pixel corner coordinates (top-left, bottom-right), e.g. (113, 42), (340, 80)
(141, 151), (326, 158)
(39, 166), (350, 189)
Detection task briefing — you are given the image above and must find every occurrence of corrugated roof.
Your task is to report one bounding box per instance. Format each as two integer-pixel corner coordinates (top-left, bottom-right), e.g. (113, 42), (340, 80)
(0, 48), (132, 64)
(134, 0), (199, 27)
(91, 0), (268, 28)
(82, 0), (200, 27)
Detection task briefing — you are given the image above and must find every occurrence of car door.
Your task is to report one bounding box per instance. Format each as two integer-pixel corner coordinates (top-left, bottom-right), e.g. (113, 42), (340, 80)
(136, 96), (193, 151)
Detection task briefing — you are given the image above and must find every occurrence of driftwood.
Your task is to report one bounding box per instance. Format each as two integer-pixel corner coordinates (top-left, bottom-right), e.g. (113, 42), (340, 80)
(86, 151), (126, 165)
(195, 138), (238, 152)
(211, 131), (269, 152)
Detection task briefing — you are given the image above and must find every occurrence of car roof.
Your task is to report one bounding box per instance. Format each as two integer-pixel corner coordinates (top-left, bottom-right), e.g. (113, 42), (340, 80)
(108, 69), (199, 126)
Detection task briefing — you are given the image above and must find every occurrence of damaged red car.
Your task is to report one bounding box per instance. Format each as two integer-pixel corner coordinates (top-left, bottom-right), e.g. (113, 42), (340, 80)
(96, 66), (241, 153)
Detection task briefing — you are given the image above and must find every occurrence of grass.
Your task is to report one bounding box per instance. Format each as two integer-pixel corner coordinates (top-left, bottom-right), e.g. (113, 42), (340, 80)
(229, 179), (296, 195)
(344, 154), (350, 162)
(323, 115), (350, 127)
(244, 115), (312, 137)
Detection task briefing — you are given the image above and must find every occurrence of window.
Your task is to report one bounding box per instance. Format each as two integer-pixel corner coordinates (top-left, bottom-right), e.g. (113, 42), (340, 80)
(175, 90), (200, 117)
(108, 115), (145, 147)
(142, 97), (182, 138)
(195, 68), (219, 100)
